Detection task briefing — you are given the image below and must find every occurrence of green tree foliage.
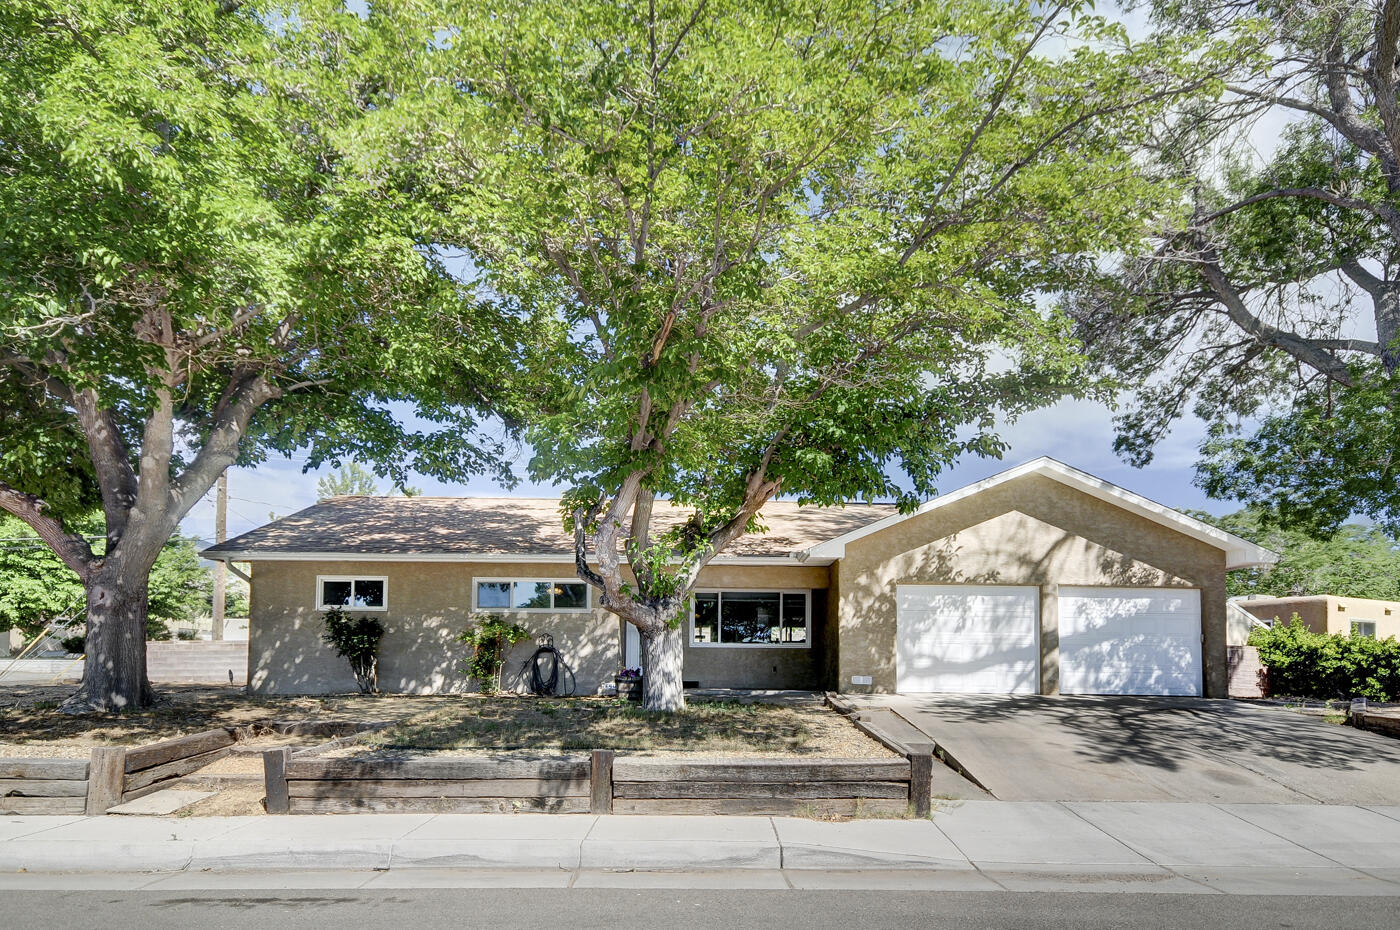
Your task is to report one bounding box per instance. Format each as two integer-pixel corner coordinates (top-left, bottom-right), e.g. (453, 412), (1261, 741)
(1250, 617), (1400, 701)
(324, 0), (1211, 709)
(458, 615), (531, 695)
(0, 0), (510, 709)
(321, 606), (385, 694)
(316, 464), (381, 500)
(1074, 0), (1400, 534)
(0, 513), (208, 642)
(1195, 507), (1400, 600)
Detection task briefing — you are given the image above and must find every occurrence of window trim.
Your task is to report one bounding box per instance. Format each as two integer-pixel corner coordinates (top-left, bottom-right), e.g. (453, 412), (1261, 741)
(315, 575), (389, 612)
(472, 577), (593, 613)
(1351, 620), (1378, 638)
(689, 588), (812, 649)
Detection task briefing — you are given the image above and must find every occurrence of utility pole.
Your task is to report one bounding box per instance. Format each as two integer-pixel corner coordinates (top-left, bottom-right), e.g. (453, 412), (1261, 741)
(212, 471), (227, 642)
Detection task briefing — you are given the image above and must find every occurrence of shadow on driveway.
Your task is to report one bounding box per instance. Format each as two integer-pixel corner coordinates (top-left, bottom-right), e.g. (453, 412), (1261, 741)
(854, 694), (1400, 803)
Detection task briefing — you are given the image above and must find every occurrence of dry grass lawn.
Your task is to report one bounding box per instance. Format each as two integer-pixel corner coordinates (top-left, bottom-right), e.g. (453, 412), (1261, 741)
(0, 686), (890, 760)
(330, 694), (892, 759)
(0, 686), (469, 757)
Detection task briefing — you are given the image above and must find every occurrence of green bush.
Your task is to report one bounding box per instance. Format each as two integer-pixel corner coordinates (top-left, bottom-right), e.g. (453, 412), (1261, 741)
(321, 606), (386, 693)
(1249, 616), (1400, 701)
(459, 614), (530, 694)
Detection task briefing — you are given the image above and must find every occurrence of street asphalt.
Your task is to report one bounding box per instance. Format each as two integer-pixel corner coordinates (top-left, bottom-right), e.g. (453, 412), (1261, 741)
(862, 694), (1400, 803)
(5, 887), (1400, 930)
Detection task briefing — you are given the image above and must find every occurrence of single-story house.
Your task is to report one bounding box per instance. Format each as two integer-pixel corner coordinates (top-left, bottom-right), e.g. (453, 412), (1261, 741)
(1238, 595), (1400, 640)
(201, 457), (1275, 698)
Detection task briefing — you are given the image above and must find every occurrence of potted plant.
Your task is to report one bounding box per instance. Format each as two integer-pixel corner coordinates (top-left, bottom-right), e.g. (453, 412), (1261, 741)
(615, 666), (643, 702)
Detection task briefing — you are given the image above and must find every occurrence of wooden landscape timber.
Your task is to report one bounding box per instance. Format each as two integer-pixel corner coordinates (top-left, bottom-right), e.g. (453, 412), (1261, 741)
(0, 759), (90, 815)
(268, 751), (931, 817)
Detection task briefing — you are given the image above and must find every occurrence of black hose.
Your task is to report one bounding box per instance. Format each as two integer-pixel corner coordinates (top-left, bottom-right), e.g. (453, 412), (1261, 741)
(522, 642), (577, 697)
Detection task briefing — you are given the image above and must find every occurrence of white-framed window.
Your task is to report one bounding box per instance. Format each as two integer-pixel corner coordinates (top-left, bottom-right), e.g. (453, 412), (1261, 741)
(474, 578), (591, 613)
(690, 590), (810, 647)
(1352, 620), (1378, 638)
(316, 576), (387, 611)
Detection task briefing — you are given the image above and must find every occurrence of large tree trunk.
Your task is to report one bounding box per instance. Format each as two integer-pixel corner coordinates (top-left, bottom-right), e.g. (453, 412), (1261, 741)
(62, 566), (155, 713)
(641, 623), (685, 712)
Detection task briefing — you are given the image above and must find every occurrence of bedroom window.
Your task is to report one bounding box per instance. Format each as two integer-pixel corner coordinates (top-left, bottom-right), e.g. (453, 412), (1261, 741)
(475, 579), (591, 612)
(316, 576), (387, 610)
(691, 591), (810, 647)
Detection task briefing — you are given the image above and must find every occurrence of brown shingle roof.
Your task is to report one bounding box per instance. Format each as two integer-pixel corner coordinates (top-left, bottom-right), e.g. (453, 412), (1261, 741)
(202, 496), (896, 559)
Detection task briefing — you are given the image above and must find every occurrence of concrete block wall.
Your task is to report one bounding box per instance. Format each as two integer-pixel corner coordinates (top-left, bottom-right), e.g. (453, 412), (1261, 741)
(146, 641), (249, 685)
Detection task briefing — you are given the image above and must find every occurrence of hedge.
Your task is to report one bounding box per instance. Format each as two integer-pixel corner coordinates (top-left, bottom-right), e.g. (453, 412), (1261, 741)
(1249, 617), (1400, 702)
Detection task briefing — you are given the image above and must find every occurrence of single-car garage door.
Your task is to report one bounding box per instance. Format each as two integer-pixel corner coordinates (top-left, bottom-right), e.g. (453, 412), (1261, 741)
(896, 585), (1039, 693)
(1058, 587), (1202, 696)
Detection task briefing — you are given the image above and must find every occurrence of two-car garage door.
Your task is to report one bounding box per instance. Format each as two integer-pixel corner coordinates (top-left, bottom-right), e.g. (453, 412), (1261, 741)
(896, 584), (1202, 696)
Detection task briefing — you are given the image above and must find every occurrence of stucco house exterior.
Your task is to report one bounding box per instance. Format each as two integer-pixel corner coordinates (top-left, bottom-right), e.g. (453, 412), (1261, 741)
(1238, 595), (1400, 640)
(202, 458), (1275, 698)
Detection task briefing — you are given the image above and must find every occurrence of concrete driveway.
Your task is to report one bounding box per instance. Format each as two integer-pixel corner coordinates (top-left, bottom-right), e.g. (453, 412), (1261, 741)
(851, 694), (1400, 804)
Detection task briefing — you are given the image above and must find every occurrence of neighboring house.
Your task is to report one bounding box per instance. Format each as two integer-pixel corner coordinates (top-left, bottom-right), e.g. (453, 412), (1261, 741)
(1238, 595), (1400, 640)
(201, 457), (1275, 698)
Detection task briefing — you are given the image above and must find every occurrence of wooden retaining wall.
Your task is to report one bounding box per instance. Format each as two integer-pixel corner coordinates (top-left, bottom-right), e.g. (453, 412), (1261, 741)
(0, 758), (90, 815)
(266, 749), (932, 818)
(3, 728), (243, 816)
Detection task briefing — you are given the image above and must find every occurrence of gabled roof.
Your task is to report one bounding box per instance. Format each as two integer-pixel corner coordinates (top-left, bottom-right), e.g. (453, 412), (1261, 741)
(798, 456), (1277, 570)
(201, 496), (896, 563)
(202, 458), (1276, 569)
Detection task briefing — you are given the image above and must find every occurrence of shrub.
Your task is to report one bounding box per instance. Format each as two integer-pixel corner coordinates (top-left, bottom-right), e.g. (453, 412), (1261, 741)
(321, 606), (385, 693)
(459, 614), (531, 694)
(60, 634), (85, 655)
(1249, 616), (1400, 701)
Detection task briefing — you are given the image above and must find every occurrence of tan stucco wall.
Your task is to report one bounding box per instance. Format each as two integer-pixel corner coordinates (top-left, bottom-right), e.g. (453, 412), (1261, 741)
(1240, 596), (1400, 639)
(247, 559), (832, 695)
(833, 474), (1229, 697)
(247, 560), (620, 695)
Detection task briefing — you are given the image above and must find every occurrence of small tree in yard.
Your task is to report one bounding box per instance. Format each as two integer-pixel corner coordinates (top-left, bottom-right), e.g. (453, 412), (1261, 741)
(459, 615), (531, 695)
(321, 606), (385, 694)
(0, 1), (510, 711)
(333, 0), (1207, 709)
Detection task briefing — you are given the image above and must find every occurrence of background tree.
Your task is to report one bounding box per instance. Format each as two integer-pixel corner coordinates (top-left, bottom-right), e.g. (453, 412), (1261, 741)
(316, 463), (382, 500)
(0, 513), (211, 645)
(1193, 507), (1400, 600)
(336, 0), (1206, 708)
(1076, 0), (1400, 534)
(0, 1), (510, 710)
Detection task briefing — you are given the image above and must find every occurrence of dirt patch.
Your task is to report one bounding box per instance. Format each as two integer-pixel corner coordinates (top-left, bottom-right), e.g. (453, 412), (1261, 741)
(177, 785), (267, 817)
(321, 694), (894, 760)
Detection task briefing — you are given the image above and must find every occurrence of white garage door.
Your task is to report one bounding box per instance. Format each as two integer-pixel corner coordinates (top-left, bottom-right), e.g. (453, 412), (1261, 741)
(896, 585), (1039, 693)
(1058, 587), (1202, 696)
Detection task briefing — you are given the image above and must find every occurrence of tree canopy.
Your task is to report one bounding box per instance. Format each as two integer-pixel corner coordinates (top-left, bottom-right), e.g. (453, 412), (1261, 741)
(1076, 0), (1400, 534)
(329, 0), (1209, 707)
(0, 0), (512, 708)
(1194, 507), (1400, 600)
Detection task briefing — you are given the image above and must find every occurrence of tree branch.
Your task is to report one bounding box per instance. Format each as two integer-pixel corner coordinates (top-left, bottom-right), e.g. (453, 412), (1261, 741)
(1192, 238), (1357, 385)
(0, 480), (95, 578)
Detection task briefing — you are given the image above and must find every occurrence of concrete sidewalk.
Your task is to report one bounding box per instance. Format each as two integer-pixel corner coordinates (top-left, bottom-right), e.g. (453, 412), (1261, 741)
(3, 802), (1400, 895)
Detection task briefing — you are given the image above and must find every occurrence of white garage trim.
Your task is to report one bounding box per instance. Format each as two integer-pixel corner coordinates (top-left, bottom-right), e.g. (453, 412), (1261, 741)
(1058, 586), (1202, 696)
(896, 585), (1040, 694)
